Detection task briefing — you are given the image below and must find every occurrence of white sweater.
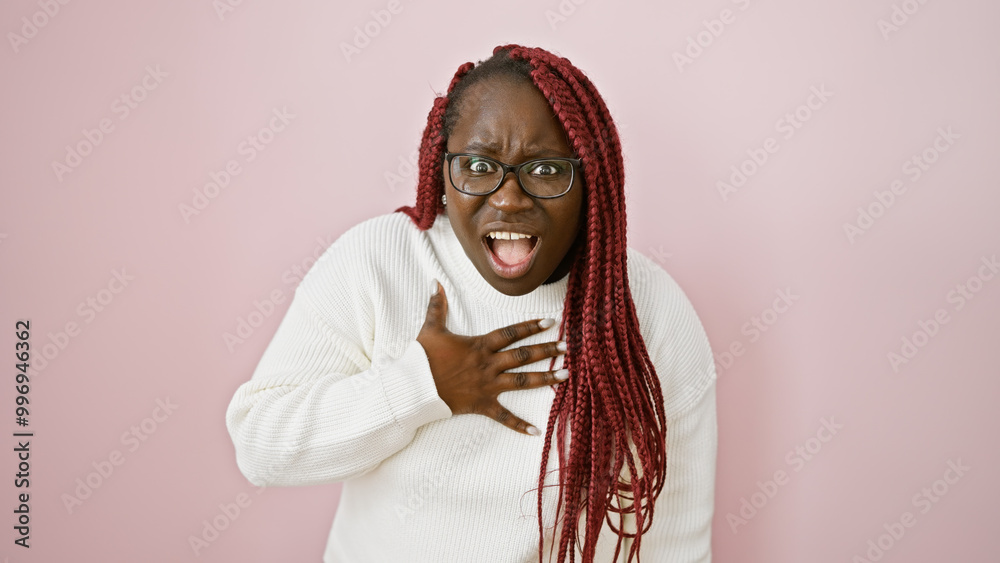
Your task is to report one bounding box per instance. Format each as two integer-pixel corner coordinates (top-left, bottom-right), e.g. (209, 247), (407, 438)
(225, 211), (718, 563)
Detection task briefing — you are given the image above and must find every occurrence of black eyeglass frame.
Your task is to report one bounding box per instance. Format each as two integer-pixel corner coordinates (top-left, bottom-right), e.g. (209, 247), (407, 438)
(444, 152), (583, 199)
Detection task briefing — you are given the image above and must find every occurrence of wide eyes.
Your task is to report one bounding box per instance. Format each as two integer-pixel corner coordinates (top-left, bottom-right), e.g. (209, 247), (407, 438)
(526, 161), (568, 178)
(461, 157), (569, 178)
(465, 158), (498, 175)
(446, 152), (578, 198)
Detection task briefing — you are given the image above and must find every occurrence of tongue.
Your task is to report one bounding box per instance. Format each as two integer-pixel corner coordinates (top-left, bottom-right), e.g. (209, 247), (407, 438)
(493, 237), (534, 265)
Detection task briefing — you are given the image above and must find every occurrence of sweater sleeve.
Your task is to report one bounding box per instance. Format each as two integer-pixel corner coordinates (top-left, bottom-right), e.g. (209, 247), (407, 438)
(619, 263), (718, 562)
(225, 227), (453, 487)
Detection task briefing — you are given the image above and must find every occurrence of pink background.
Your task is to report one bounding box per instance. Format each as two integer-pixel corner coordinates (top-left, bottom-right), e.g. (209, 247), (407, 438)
(2, 0), (998, 561)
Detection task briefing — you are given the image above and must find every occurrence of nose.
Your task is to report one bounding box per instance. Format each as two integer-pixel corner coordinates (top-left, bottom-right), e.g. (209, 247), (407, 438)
(487, 171), (534, 212)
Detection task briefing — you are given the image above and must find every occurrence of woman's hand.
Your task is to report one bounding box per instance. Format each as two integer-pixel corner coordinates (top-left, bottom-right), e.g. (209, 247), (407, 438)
(416, 280), (568, 436)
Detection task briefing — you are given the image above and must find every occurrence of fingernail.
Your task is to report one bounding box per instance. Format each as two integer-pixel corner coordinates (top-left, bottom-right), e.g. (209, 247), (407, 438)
(556, 341), (567, 352)
(526, 426), (540, 436)
(538, 318), (555, 329)
(554, 369), (569, 380)
(432, 279), (440, 296)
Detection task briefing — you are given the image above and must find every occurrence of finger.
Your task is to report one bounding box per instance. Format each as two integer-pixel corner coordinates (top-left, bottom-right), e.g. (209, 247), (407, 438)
(495, 369), (570, 391)
(422, 280), (447, 329)
(482, 317), (556, 352)
(489, 402), (541, 436)
(496, 340), (566, 371)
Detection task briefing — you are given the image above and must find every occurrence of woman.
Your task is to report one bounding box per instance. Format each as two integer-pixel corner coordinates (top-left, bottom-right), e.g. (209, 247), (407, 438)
(226, 44), (717, 562)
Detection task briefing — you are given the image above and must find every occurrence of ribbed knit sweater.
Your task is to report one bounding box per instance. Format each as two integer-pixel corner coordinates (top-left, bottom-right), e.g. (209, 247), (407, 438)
(225, 211), (717, 563)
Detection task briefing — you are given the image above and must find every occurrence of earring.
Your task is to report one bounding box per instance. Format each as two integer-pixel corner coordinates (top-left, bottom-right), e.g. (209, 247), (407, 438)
(441, 193), (447, 205)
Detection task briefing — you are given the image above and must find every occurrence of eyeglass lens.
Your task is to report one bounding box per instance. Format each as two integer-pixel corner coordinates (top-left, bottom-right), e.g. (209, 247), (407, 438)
(450, 155), (573, 197)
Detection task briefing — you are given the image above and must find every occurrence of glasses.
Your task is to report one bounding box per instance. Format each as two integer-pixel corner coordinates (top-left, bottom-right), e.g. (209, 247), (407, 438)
(444, 152), (582, 199)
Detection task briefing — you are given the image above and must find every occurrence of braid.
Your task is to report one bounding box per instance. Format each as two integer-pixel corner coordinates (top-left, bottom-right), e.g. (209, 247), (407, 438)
(396, 45), (667, 563)
(396, 61), (473, 227)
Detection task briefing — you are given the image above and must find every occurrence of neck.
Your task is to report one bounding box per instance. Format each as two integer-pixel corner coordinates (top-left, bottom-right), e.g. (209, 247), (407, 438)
(542, 234), (582, 285)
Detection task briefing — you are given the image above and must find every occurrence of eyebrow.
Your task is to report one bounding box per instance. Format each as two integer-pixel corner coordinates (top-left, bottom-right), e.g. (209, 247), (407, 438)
(461, 140), (573, 159)
(462, 140), (502, 154)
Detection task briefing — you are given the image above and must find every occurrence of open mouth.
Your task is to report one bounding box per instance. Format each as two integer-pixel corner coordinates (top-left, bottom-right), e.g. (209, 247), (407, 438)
(482, 231), (540, 279)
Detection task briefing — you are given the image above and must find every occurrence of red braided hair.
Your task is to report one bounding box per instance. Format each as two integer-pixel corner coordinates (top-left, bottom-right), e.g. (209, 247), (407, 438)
(395, 45), (666, 563)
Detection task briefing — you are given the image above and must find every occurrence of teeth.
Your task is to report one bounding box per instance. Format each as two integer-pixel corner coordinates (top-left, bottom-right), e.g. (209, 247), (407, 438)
(487, 231), (533, 240)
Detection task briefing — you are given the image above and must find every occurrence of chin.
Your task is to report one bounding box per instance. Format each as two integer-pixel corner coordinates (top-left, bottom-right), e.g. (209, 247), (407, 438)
(480, 267), (545, 296)
(489, 276), (539, 296)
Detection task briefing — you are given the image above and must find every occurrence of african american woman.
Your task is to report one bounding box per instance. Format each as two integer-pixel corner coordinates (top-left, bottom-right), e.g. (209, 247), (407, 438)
(226, 44), (718, 563)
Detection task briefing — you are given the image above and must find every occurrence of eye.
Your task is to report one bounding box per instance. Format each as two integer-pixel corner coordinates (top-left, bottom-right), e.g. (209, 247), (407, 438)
(527, 160), (569, 177)
(464, 157), (497, 175)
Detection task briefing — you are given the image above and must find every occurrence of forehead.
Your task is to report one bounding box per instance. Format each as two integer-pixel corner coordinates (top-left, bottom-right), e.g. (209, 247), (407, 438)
(447, 78), (571, 155)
